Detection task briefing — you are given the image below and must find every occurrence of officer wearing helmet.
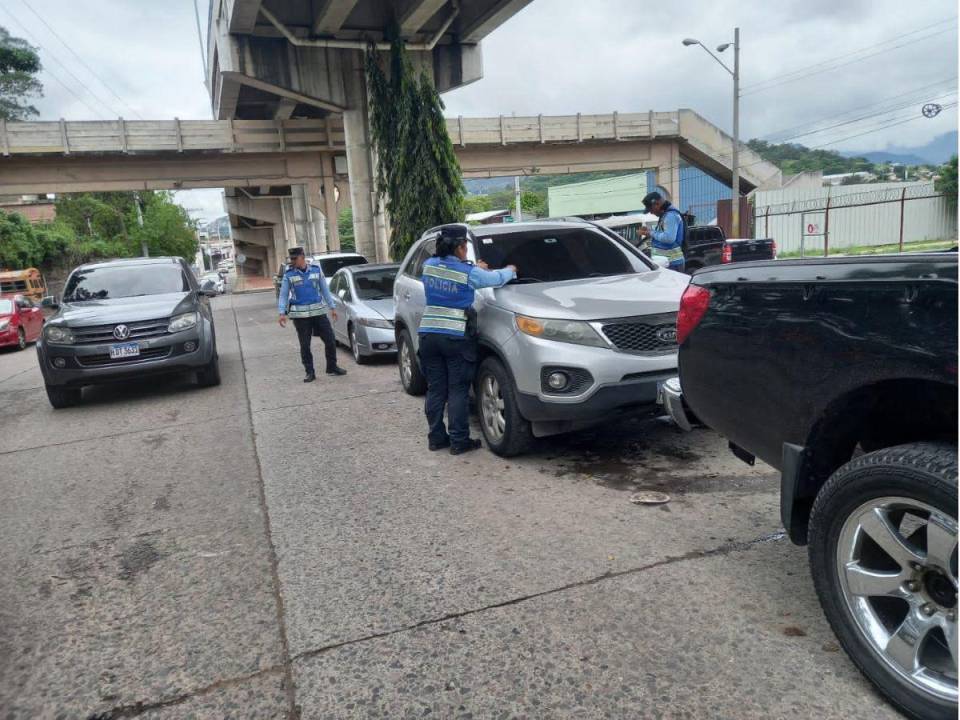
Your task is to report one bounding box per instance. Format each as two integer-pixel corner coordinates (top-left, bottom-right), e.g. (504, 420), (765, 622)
(638, 191), (686, 271)
(419, 226), (517, 455)
(277, 247), (347, 382)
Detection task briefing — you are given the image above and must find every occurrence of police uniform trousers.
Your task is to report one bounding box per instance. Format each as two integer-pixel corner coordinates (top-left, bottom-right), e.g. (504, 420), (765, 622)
(292, 315), (337, 374)
(418, 333), (477, 448)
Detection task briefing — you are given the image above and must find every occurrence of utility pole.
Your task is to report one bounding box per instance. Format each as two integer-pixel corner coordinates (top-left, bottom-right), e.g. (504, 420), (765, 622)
(731, 27), (740, 238)
(514, 176), (522, 222)
(134, 193), (148, 257)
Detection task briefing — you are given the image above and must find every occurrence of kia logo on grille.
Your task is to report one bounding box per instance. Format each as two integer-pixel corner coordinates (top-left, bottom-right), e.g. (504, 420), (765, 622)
(113, 324), (131, 340)
(656, 326), (677, 343)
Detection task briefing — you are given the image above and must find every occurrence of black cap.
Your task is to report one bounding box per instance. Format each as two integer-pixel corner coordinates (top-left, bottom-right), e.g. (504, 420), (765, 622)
(439, 225), (468, 242)
(642, 191), (663, 211)
(435, 225), (469, 257)
(288, 246), (305, 259)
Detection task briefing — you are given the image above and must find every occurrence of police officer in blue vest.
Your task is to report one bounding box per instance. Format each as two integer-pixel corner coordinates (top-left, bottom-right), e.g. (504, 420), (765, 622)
(278, 247), (347, 382)
(639, 191), (686, 272)
(419, 226), (516, 455)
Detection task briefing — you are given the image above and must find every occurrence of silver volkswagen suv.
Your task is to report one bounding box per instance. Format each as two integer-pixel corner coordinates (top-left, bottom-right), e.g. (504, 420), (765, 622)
(394, 220), (689, 456)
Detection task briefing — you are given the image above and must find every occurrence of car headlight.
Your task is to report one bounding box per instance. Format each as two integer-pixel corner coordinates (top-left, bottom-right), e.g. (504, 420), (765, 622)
(358, 317), (393, 329)
(515, 315), (608, 348)
(0, 319), (9, 331)
(44, 325), (74, 344)
(168, 312), (199, 333)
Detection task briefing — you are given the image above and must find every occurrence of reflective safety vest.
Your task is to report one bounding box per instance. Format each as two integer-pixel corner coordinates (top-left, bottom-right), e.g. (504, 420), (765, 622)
(419, 256), (475, 337)
(284, 264), (330, 319)
(653, 207), (685, 265)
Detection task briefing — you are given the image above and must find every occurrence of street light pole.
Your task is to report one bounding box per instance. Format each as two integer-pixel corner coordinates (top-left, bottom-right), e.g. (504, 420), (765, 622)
(683, 28), (741, 237)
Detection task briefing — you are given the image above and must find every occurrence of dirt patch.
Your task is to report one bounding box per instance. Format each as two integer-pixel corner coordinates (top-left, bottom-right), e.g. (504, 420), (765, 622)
(118, 540), (164, 582)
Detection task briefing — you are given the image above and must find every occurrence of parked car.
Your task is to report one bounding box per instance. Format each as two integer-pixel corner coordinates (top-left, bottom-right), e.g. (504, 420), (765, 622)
(0, 295), (44, 351)
(37, 257), (221, 408)
(329, 263), (399, 364)
(683, 225), (777, 272)
(273, 252), (368, 298)
(201, 272), (226, 294)
(394, 220), (689, 456)
(664, 253), (958, 720)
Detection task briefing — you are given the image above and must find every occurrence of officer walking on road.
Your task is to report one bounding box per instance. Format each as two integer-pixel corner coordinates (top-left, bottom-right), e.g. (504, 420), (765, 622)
(278, 247), (347, 382)
(419, 226), (516, 455)
(638, 191), (686, 272)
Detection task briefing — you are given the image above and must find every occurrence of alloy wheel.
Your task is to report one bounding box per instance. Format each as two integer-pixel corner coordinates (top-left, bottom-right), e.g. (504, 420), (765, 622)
(400, 339), (413, 387)
(350, 327), (360, 362)
(837, 496), (958, 703)
(480, 374), (506, 442)
(17, 329), (26, 350)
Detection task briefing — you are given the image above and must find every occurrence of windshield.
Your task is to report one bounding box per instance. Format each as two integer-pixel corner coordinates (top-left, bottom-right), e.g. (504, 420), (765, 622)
(63, 265), (189, 302)
(319, 256), (367, 277)
(475, 228), (636, 283)
(0, 299), (12, 314)
(353, 268), (396, 300)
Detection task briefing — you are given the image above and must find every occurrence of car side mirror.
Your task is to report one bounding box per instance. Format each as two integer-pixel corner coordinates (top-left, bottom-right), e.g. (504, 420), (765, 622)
(199, 279), (218, 296)
(41, 295), (59, 308)
(338, 288), (346, 298)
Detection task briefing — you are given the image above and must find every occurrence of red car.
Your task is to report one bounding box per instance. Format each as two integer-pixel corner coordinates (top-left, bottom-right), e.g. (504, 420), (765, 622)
(0, 295), (44, 350)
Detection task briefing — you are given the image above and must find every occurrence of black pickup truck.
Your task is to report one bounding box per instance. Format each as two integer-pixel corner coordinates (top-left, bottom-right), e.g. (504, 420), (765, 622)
(662, 253), (958, 720)
(683, 224), (776, 272)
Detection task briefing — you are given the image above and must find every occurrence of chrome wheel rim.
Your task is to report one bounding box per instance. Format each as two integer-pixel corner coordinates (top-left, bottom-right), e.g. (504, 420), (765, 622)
(18, 330), (25, 349)
(479, 374), (506, 443)
(399, 339), (412, 387)
(837, 496), (958, 702)
(350, 328), (360, 361)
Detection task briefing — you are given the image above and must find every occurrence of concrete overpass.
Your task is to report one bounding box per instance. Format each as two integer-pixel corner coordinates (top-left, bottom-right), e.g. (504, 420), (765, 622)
(0, 110), (781, 274)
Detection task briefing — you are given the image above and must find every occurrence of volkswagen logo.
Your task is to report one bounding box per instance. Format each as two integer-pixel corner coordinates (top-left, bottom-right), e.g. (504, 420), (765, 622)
(113, 324), (131, 340)
(656, 326), (677, 343)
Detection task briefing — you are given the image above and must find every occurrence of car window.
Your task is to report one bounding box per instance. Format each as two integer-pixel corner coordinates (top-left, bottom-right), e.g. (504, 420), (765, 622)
(340, 278), (353, 302)
(328, 274), (341, 294)
(319, 256), (367, 277)
(353, 268), (396, 300)
(407, 240), (436, 278)
(475, 228), (635, 283)
(63, 265), (189, 302)
(0, 299), (12, 313)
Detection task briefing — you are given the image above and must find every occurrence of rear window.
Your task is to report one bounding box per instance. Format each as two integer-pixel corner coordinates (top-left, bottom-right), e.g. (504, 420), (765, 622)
(475, 228), (636, 283)
(63, 264), (189, 302)
(319, 256), (367, 277)
(0, 299), (12, 313)
(352, 268), (397, 300)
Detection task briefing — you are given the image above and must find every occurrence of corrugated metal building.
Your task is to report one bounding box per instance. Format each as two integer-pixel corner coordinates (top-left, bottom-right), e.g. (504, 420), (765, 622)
(547, 173), (648, 217)
(752, 181), (957, 253)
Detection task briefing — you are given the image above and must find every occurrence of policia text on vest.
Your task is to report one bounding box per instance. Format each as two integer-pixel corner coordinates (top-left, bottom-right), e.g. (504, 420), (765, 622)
(418, 228), (516, 455)
(277, 247), (348, 382)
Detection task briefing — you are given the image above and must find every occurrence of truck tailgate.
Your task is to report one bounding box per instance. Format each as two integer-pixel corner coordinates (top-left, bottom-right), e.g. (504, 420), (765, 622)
(727, 239), (775, 262)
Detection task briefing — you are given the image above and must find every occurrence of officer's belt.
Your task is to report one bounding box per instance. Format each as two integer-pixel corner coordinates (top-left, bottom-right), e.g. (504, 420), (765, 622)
(287, 302), (329, 319)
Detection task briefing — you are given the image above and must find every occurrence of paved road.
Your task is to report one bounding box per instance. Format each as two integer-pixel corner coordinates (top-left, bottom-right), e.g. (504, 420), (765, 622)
(0, 292), (901, 719)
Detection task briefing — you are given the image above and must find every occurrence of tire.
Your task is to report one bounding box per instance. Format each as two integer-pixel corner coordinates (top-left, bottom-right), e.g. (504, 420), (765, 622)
(16, 328), (26, 351)
(475, 356), (532, 457)
(45, 383), (81, 409)
(196, 355), (221, 387)
(349, 325), (370, 365)
(398, 329), (426, 396)
(808, 442), (958, 720)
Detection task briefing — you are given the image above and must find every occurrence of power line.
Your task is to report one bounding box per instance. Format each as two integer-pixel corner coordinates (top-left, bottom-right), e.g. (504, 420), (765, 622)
(0, 5), (107, 118)
(17, 0), (144, 119)
(743, 22), (957, 95)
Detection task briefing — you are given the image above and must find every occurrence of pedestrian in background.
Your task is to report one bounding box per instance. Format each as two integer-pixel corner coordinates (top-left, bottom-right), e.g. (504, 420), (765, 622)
(639, 191), (686, 272)
(278, 247), (347, 382)
(418, 226), (516, 455)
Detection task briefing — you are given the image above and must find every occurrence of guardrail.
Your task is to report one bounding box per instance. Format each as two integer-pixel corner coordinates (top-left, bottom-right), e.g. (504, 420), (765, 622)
(447, 111), (680, 146)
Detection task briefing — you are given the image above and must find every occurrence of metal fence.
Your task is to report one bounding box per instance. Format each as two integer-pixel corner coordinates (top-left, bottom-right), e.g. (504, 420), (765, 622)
(752, 182), (957, 255)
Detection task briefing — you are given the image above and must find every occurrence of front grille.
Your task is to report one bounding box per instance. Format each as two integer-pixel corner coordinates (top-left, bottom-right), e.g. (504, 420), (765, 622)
(71, 318), (170, 345)
(76, 347), (171, 367)
(601, 313), (678, 354)
(540, 366), (594, 395)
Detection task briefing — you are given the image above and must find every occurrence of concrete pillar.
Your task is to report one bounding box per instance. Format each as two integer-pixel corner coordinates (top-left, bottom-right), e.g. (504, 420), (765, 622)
(320, 153), (340, 251)
(342, 50), (386, 262)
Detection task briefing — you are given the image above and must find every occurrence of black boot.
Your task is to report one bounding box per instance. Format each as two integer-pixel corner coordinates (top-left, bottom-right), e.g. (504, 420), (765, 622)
(303, 371), (316, 383)
(450, 438), (482, 455)
(326, 366), (347, 376)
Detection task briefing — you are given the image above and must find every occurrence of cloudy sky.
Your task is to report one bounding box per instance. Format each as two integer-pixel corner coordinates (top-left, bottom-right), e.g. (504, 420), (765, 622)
(2, 0), (956, 221)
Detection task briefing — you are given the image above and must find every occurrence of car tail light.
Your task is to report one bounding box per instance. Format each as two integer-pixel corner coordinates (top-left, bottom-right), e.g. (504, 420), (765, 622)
(771, 240), (777, 259)
(677, 284), (711, 345)
(721, 244), (733, 263)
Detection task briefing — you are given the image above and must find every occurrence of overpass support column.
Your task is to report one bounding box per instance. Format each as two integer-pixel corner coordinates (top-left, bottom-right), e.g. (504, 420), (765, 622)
(343, 50), (390, 262)
(320, 154), (340, 252)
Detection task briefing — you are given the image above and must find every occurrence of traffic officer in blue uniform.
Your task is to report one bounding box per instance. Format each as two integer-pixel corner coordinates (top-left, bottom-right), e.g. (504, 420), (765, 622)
(639, 191), (686, 271)
(419, 226), (516, 455)
(277, 247), (347, 382)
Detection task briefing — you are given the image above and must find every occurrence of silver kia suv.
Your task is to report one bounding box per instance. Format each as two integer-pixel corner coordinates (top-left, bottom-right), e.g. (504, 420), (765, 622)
(393, 220), (689, 456)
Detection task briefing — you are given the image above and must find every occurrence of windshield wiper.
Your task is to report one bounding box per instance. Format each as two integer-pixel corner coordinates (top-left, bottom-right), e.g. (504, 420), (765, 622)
(511, 277), (544, 284)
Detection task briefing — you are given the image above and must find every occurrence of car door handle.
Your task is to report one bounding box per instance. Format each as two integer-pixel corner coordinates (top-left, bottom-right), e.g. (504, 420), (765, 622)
(403, 291), (411, 300)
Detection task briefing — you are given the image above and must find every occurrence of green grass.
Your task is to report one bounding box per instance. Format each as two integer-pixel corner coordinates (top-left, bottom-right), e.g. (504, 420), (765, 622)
(778, 238), (957, 259)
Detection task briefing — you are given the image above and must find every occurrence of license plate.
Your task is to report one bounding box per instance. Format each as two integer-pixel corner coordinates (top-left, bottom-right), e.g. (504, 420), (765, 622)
(109, 342), (140, 359)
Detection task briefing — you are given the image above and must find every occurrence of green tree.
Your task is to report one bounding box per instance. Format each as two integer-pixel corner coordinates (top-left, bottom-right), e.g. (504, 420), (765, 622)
(337, 207), (355, 251)
(0, 212), (72, 268)
(366, 32), (464, 258)
(520, 190), (546, 218)
(0, 26), (42, 120)
(463, 195), (492, 215)
(936, 156), (958, 207)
